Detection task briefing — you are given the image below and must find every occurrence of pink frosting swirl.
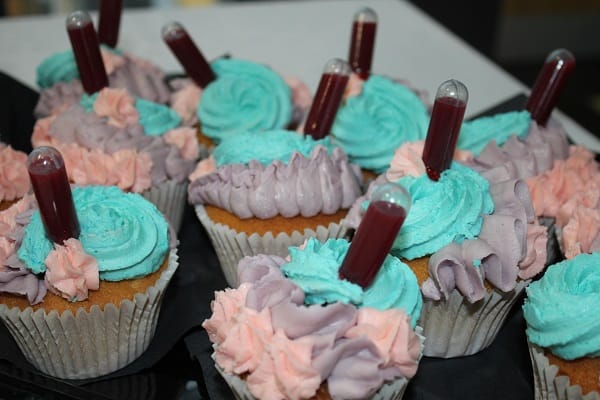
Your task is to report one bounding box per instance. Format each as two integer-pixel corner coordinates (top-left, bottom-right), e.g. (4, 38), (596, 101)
(345, 308), (421, 378)
(44, 238), (99, 302)
(188, 147), (363, 219)
(386, 141), (473, 181)
(527, 145), (600, 258)
(247, 330), (321, 400)
(0, 196), (47, 304)
(163, 127), (199, 161)
(214, 305), (273, 376)
(93, 88), (140, 128)
(0, 144), (30, 201)
(203, 283), (251, 344)
(169, 78), (202, 126)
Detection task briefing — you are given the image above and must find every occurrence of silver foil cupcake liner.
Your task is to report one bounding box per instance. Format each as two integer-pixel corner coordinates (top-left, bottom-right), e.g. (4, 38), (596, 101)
(418, 280), (528, 358)
(195, 205), (346, 287)
(213, 329), (425, 400)
(142, 180), (188, 232)
(529, 342), (600, 400)
(0, 249), (179, 380)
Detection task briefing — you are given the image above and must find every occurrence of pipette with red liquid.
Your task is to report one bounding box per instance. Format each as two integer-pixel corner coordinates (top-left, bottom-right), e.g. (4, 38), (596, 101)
(525, 49), (575, 127)
(303, 59), (351, 140)
(98, 0), (123, 48)
(27, 147), (80, 244)
(422, 79), (468, 181)
(162, 22), (216, 89)
(348, 7), (377, 80)
(66, 11), (109, 94)
(339, 183), (411, 288)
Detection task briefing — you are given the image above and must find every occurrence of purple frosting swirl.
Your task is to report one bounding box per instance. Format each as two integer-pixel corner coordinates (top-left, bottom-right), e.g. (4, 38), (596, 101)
(188, 147), (363, 219)
(46, 106), (194, 184)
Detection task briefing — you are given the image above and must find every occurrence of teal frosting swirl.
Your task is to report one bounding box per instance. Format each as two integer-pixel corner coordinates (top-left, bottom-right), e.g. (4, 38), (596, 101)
(459, 111), (531, 155)
(80, 94), (181, 136)
(135, 98), (181, 136)
(197, 58), (292, 142)
(281, 238), (423, 327)
(523, 252), (600, 360)
(383, 163), (494, 260)
(18, 186), (169, 281)
(331, 75), (430, 173)
(212, 129), (335, 167)
(36, 46), (122, 89)
(36, 50), (79, 89)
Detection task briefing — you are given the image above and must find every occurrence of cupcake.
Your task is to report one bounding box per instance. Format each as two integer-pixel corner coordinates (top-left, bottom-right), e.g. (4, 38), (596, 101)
(203, 236), (424, 400)
(345, 80), (549, 357)
(32, 87), (197, 232)
(188, 129), (363, 286)
(163, 22), (312, 149)
(0, 181), (177, 379)
(331, 8), (431, 179)
(0, 143), (30, 210)
(35, 9), (171, 118)
(522, 252), (600, 400)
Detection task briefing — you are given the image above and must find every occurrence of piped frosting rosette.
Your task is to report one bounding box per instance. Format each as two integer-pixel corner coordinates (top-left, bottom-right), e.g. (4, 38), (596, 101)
(198, 59), (293, 142)
(32, 88), (198, 231)
(345, 140), (547, 357)
(523, 252), (600, 400)
(331, 75), (430, 174)
(0, 144), (30, 203)
(188, 130), (363, 286)
(35, 47), (171, 118)
(203, 238), (424, 400)
(0, 186), (178, 379)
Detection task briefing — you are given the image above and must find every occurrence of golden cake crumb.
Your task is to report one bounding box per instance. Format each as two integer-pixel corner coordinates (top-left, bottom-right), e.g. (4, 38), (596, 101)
(205, 205), (348, 236)
(545, 350), (600, 395)
(0, 257), (169, 315)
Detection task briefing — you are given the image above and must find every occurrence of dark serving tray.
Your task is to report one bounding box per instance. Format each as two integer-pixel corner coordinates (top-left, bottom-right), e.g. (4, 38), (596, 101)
(0, 71), (537, 399)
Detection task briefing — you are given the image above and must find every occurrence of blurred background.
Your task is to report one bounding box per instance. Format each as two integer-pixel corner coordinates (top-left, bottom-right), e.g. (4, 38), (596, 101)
(1, 0), (599, 134)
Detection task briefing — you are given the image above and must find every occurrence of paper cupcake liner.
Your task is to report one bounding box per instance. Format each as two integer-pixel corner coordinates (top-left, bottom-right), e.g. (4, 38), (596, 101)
(0, 249), (179, 380)
(213, 328), (424, 400)
(142, 180), (188, 232)
(529, 342), (600, 400)
(217, 367), (409, 400)
(418, 280), (528, 358)
(195, 205), (346, 287)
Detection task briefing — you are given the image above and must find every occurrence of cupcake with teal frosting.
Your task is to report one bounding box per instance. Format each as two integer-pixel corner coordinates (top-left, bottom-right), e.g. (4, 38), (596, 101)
(344, 140), (549, 357)
(170, 57), (311, 149)
(331, 74), (430, 178)
(203, 237), (425, 399)
(523, 252), (600, 400)
(188, 129), (363, 286)
(32, 87), (198, 231)
(35, 46), (171, 118)
(0, 186), (178, 379)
